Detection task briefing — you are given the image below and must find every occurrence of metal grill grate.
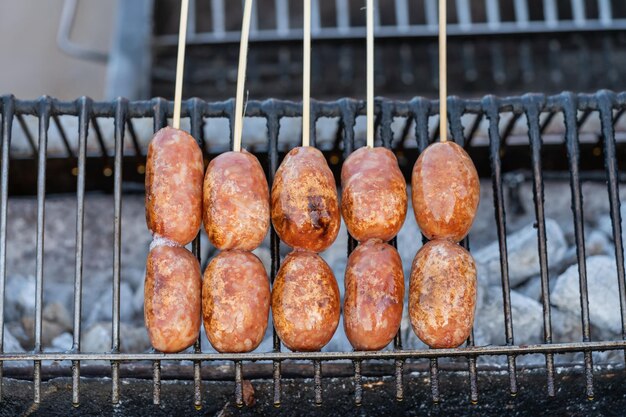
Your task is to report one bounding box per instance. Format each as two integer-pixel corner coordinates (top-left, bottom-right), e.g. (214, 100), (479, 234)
(153, 0), (626, 45)
(0, 91), (625, 407)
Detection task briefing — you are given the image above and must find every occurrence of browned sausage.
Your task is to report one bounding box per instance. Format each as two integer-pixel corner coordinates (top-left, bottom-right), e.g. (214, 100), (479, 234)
(203, 150), (270, 251)
(272, 251), (340, 351)
(271, 147), (340, 252)
(344, 240), (404, 351)
(411, 141), (479, 242)
(409, 239), (476, 348)
(341, 147), (407, 242)
(144, 245), (202, 353)
(145, 127), (204, 245)
(202, 250), (270, 353)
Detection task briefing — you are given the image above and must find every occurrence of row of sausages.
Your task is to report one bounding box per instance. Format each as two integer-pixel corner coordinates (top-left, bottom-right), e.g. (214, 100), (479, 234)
(143, 126), (479, 353)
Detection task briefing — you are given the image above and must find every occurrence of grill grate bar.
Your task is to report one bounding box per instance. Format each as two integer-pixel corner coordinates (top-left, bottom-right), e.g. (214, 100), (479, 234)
(524, 94), (556, 397)
(52, 114), (74, 158)
(563, 92), (594, 399)
(543, 0), (558, 27)
(571, 0), (586, 25)
(189, 98), (204, 409)
(598, 91), (626, 364)
(598, 0), (613, 26)
(71, 97), (91, 406)
(275, 0), (289, 35)
(263, 100), (282, 407)
(486, 0), (501, 29)
(336, 0), (350, 33)
(456, 0), (473, 30)
(33, 97), (51, 404)
(514, 0), (529, 27)
(150, 98), (168, 406)
(235, 361), (243, 407)
(110, 98), (127, 404)
(211, 0), (225, 38)
(354, 360), (362, 406)
(0, 95), (15, 402)
(394, 0), (409, 31)
(314, 360), (322, 405)
(0, 339), (625, 361)
(484, 96), (518, 396)
(15, 115), (37, 158)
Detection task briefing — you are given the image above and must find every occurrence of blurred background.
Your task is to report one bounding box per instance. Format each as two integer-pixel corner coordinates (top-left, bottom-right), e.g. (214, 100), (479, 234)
(2, 0), (625, 101)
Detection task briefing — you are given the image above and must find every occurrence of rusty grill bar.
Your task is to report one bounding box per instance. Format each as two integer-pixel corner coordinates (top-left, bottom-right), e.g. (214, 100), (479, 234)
(0, 91), (625, 406)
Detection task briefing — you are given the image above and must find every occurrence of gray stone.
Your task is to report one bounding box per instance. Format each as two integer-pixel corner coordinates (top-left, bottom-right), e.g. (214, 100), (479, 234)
(21, 316), (68, 349)
(252, 246), (271, 276)
(561, 229), (613, 268)
(82, 323), (111, 353)
(133, 278), (145, 319)
(4, 275), (36, 323)
(43, 302), (73, 331)
(551, 255), (623, 334)
(474, 218), (567, 288)
(474, 287), (544, 346)
(3, 327), (24, 353)
(515, 277), (543, 301)
(594, 196), (626, 240)
(395, 196), (423, 279)
(120, 324), (151, 353)
(51, 332), (74, 351)
(551, 308), (582, 343)
(86, 281), (136, 325)
(82, 322), (149, 353)
(122, 266), (146, 291)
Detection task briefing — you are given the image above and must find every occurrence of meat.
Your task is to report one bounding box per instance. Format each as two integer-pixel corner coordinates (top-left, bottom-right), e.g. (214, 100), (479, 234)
(341, 147), (407, 242)
(144, 245), (202, 353)
(271, 147), (340, 252)
(202, 250), (270, 353)
(409, 239), (477, 349)
(411, 141), (479, 242)
(343, 240), (404, 351)
(145, 127), (204, 245)
(203, 150), (270, 250)
(272, 251), (340, 351)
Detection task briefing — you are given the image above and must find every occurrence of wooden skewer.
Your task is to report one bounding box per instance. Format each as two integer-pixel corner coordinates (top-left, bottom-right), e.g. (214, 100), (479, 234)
(439, 0), (447, 143)
(173, 0), (190, 130)
(233, 0), (254, 152)
(302, 0), (312, 147)
(366, 0), (375, 148)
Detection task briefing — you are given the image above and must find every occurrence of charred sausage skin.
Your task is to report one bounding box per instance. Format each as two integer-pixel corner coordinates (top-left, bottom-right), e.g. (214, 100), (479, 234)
(145, 127), (204, 245)
(144, 245), (202, 353)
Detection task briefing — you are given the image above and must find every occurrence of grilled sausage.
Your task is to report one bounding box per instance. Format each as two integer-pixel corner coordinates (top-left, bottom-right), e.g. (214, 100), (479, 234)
(272, 251), (340, 351)
(144, 245), (202, 353)
(411, 141), (479, 242)
(271, 147), (340, 253)
(341, 147), (407, 242)
(409, 239), (477, 348)
(203, 151), (270, 251)
(344, 240), (404, 351)
(202, 250), (270, 353)
(145, 127), (204, 245)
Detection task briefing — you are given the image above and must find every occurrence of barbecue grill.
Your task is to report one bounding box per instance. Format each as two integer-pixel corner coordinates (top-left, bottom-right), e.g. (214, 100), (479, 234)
(1, 90), (625, 413)
(142, 0), (626, 98)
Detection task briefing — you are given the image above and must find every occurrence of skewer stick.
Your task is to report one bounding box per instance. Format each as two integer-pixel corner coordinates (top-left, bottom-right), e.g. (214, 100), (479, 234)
(439, 0), (447, 143)
(366, 0), (375, 148)
(302, 0), (312, 147)
(233, 0), (254, 152)
(172, 0), (190, 130)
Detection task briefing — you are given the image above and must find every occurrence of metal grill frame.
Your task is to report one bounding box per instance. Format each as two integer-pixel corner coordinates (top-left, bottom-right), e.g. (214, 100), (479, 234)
(0, 91), (625, 407)
(153, 0), (626, 46)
